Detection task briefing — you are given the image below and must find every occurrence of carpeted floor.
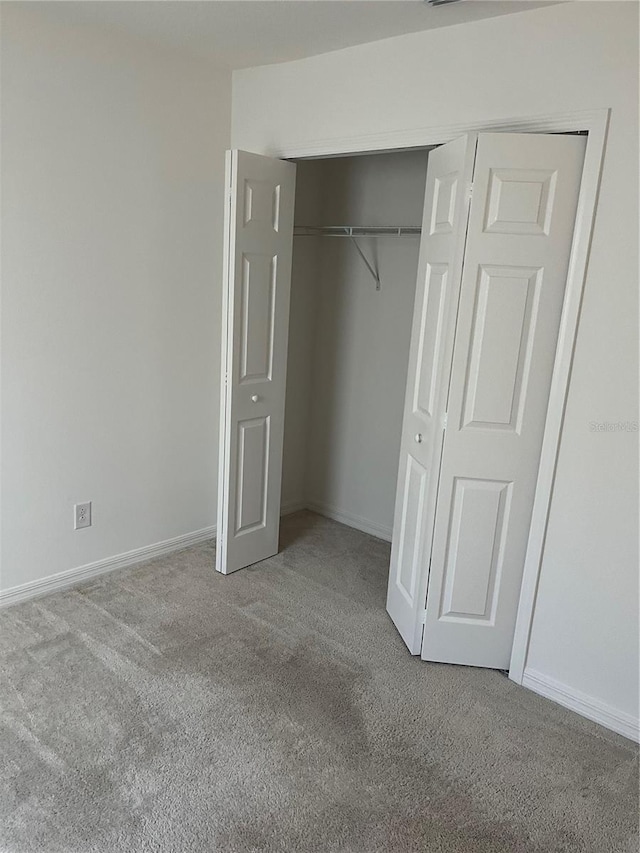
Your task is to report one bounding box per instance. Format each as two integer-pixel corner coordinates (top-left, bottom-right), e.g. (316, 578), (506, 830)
(1, 511), (638, 853)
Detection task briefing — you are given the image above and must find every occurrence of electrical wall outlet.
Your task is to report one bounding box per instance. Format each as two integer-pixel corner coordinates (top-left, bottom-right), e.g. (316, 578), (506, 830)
(74, 502), (92, 530)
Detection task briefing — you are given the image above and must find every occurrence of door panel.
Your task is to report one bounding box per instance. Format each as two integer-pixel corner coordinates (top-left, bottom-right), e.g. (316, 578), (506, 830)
(235, 416), (269, 534)
(413, 264), (449, 419)
(439, 477), (512, 622)
(386, 134), (477, 653)
(461, 265), (542, 432)
(422, 133), (586, 667)
(395, 455), (429, 604)
(217, 150), (296, 574)
(239, 254), (277, 383)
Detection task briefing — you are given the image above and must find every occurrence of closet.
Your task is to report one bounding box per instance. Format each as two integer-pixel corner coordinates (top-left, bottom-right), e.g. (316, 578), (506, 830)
(282, 151), (428, 541)
(215, 133), (586, 672)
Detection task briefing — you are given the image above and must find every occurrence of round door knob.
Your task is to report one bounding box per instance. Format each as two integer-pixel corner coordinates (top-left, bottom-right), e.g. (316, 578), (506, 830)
(415, 433), (423, 443)
(251, 394), (259, 403)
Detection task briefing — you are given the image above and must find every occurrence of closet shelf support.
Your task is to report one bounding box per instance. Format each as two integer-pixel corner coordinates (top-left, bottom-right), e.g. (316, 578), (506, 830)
(348, 234), (381, 291)
(292, 225), (422, 290)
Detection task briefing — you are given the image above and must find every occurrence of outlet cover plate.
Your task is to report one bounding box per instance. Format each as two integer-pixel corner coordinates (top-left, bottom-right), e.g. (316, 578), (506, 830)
(74, 501), (92, 530)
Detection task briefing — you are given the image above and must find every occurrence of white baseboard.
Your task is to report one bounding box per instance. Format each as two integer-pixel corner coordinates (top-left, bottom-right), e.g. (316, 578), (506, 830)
(522, 668), (639, 743)
(0, 525), (217, 609)
(1, 499), (386, 609)
(280, 499), (308, 517)
(305, 500), (392, 542)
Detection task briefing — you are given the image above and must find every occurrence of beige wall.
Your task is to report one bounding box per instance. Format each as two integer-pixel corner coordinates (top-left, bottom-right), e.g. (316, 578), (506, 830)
(0, 8), (231, 591)
(232, 2), (639, 726)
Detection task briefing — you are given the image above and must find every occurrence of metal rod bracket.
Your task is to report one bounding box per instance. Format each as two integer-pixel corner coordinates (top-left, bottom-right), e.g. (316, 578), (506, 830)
(292, 224), (422, 292)
(347, 233), (381, 291)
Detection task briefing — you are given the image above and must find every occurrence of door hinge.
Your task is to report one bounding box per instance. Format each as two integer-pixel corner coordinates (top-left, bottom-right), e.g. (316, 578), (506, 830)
(442, 412), (448, 430)
(466, 182), (474, 201)
(419, 609), (427, 625)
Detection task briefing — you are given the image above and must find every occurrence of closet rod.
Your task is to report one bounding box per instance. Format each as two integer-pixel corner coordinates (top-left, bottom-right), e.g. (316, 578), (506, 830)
(293, 225), (421, 291)
(293, 225), (421, 237)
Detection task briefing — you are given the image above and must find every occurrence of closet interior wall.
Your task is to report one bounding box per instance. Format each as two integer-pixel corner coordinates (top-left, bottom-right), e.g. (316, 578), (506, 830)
(282, 150), (428, 539)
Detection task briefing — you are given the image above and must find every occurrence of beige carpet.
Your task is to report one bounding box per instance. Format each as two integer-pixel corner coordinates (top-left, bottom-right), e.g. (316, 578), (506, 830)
(1, 511), (638, 852)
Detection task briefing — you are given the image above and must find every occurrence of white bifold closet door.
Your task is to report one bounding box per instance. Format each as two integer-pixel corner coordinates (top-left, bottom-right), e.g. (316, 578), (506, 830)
(216, 150), (296, 575)
(386, 133), (478, 653)
(387, 132), (586, 668)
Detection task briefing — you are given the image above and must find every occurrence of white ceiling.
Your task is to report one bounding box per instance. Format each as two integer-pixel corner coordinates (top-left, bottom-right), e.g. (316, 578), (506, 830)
(29, 1), (559, 70)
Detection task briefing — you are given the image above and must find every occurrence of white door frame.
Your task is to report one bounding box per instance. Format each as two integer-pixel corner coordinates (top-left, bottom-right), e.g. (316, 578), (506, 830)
(263, 107), (609, 686)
